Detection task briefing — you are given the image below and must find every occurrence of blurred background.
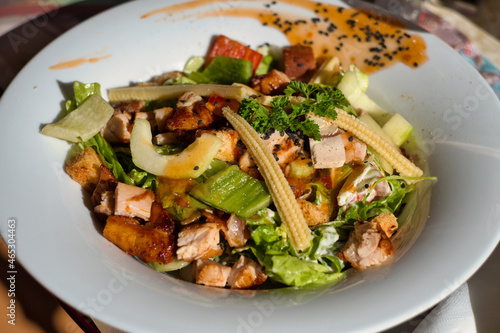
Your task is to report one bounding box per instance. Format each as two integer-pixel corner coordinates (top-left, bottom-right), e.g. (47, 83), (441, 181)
(0, 0), (499, 332)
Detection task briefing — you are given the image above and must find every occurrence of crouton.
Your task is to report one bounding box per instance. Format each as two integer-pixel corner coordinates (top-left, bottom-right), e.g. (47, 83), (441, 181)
(297, 199), (331, 226)
(65, 147), (102, 191)
(372, 211), (398, 238)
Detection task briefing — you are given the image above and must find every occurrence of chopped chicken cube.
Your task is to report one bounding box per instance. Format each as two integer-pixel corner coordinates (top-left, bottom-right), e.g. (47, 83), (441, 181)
(114, 182), (155, 221)
(154, 107), (174, 133)
(177, 91), (203, 109)
(94, 190), (114, 216)
(153, 132), (178, 145)
(222, 214), (249, 248)
(65, 147), (102, 191)
(309, 134), (346, 169)
(240, 130), (303, 176)
(113, 100), (146, 114)
(135, 111), (157, 131)
(197, 128), (240, 163)
(339, 220), (394, 270)
(195, 259), (231, 287)
(177, 222), (223, 262)
(340, 132), (367, 164)
(227, 256), (267, 289)
(297, 199), (331, 226)
(100, 112), (133, 144)
(91, 165), (118, 208)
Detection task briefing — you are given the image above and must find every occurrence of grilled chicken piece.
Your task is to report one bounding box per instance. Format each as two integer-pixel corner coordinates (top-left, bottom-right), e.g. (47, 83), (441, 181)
(167, 104), (214, 131)
(339, 220), (394, 270)
(309, 134), (346, 169)
(239, 130), (303, 176)
(297, 199), (331, 226)
(65, 147), (102, 191)
(283, 45), (316, 80)
(222, 214), (249, 248)
(135, 111), (157, 131)
(103, 214), (176, 264)
(227, 256), (267, 289)
(114, 182), (155, 221)
(94, 190), (114, 216)
(340, 132), (367, 164)
(195, 259), (231, 287)
(100, 112), (133, 144)
(154, 107), (174, 133)
(176, 222), (223, 262)
(113, 100), (146, 114)
(196, 128), (241, 163)
(176, 91), (203, 109)
(91, 165), (118, 208)
(250, 69), (291, 95)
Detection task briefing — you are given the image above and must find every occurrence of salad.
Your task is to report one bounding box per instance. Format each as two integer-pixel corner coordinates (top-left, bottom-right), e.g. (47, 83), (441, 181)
(41, 35), (434, 289)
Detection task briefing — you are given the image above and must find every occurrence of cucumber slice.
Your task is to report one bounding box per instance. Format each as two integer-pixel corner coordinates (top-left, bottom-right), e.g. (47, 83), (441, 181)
(382, 113), (413, 147)
(337, 70), (391, 124)
(41, 94), (113, 142)
(183, 56), (205, 74)
(148, 259), (190, 272)
(203, 56), (253, 85)
(190, 165), (272, 218)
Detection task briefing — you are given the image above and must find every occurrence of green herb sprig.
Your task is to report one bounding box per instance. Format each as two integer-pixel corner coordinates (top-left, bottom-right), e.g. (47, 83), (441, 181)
(238, 81), (349, 140)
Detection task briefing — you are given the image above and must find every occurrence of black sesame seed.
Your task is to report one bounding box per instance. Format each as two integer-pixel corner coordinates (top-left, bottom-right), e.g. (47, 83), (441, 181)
(349, 135), (353, 142)
(213, 101), (219, 106)
(180, 99), (187, 103)
(197, 120), (203, 125)
(194, 166), (199, 170)
(307, 161), (313, 167)
(404, 33), (411, 38)
(364, 184), (369, 188)
(312, 17), (320, 23)
(290, 186), (295, 189)
(346, 19), (356, 28)
(298, 62), (304, 67)
(351, 12), (359, 17)
(401, 183), (406, 188)
(338, 7), (344, 13)
(413, 62), (419, 67)
(225, 99), (231, 102)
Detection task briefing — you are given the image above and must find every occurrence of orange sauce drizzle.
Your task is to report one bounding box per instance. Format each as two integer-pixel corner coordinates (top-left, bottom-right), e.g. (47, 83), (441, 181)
(141, 0), (427, 73)
(49, 55), (111, 70)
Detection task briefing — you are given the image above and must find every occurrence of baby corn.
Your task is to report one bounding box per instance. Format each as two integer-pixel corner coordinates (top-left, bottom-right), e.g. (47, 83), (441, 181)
(332, 108), (423, 178)
(222, 107), (312, 252)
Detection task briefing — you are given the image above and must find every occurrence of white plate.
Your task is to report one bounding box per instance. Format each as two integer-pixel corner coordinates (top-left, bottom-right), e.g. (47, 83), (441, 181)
(1, 0), (499, 332)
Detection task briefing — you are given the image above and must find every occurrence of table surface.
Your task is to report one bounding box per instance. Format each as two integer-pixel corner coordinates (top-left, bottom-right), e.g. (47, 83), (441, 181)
(0, 1), (498, 332)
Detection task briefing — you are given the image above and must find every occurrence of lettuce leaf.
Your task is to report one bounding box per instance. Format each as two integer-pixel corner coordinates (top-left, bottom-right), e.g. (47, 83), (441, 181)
(246, 210), (345, 287)
(66, 81), (101, 112)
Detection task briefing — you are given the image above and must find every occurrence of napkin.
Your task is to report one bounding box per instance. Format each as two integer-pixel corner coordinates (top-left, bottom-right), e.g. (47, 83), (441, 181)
(413, 283), (477, 333)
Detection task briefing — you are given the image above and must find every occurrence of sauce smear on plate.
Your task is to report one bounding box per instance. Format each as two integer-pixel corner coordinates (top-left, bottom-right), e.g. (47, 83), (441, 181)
(141, 0), (427, 73)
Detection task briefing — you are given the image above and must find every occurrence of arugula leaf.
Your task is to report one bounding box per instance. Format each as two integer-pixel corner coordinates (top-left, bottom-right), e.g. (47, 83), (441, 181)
(238, 81), (348, 140)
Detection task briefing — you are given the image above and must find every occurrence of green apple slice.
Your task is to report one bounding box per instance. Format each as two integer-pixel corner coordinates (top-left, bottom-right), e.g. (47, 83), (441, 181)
(382, 113), (413, 147)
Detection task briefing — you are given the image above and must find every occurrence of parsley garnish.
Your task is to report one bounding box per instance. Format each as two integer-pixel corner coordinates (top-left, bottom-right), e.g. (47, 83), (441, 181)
(238, 81), (348, 141)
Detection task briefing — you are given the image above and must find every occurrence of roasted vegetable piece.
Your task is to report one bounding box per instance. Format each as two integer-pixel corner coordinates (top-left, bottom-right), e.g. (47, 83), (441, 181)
(205, 35), (263, 74)
(103, 212), (176, 264)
